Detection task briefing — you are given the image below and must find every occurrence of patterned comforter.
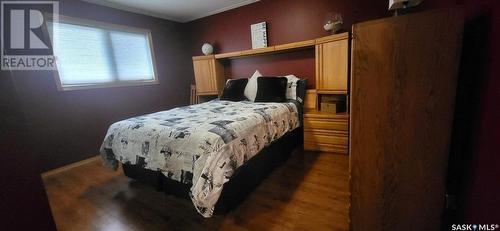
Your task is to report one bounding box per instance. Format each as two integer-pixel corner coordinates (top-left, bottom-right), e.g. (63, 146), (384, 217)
(100, 100), (299, 217)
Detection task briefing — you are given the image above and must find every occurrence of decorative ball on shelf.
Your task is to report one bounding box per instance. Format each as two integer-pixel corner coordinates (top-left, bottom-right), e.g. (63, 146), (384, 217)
(201, 43), (213, 55)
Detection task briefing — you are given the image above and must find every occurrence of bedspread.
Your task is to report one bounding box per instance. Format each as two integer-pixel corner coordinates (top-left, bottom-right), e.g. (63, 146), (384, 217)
(100, 100), (299, 217)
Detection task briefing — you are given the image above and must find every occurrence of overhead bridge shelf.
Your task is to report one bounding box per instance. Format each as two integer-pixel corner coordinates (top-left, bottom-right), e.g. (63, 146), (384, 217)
(214, 40), (314, 59)
(213, 32), (349, 60)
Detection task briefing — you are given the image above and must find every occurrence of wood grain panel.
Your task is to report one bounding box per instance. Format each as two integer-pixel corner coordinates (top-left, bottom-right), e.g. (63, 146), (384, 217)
(304, 142), (348, 154)
(304, 118), (348, 131)
(240, 46), (275, 56)
(316, 39), (349, 92)
(214, 50), (242, 59)
(304, 89), (318, 110)
(212, 58), (226, 95)
(304, 130), (348, 146)
(349, 9), (463, 231)
(275, 39), (315, 51)
(303, 110), (349, 154)
(193, 57), (216, 94)
(193, 56), (225, 96)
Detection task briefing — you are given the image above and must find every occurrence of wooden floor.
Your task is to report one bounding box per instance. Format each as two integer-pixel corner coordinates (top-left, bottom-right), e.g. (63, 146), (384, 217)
(43, 150), (349, 231)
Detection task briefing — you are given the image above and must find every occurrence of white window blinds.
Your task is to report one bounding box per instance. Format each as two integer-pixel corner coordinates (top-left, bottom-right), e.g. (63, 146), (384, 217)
(49, 18), (156, 90)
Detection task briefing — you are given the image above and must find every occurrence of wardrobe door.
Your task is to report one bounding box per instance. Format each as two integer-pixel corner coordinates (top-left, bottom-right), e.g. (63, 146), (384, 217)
(350, 9), (463, 231)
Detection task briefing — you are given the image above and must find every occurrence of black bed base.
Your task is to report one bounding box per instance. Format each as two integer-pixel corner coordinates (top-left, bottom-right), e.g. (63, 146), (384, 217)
(122, 127), (303, 215)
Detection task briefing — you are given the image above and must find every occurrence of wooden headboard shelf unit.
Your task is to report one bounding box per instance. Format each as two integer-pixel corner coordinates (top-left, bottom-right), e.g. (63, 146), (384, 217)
(213, 32), (348, 60)
(192, 32), (350, 154)
(192, 32), (350, 102)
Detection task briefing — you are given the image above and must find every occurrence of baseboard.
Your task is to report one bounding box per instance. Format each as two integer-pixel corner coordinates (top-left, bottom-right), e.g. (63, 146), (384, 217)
(41, 155), (100, 179)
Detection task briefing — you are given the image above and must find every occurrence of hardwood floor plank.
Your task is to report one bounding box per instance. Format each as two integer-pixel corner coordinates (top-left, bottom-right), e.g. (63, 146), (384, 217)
(43, 150), (349, 231)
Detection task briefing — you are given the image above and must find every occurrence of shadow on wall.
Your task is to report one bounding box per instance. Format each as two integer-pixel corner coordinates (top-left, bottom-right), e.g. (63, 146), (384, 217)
(0, 73), (56, 230)
(444, 10), (492, 227)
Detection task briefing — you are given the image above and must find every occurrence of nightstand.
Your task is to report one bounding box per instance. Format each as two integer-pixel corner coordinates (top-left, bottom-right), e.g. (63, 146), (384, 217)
(303, 110), (349, 154)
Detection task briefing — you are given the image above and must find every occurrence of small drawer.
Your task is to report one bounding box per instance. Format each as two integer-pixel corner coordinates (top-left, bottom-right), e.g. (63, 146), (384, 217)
(304, 131), (348, 146)
(304, 118), (348, 131)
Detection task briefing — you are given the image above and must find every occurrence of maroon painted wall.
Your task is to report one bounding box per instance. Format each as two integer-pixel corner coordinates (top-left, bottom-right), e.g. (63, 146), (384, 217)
(186, 0), (458, 86)
(6, 0), (193, 172)
(186, 0), (390, 87)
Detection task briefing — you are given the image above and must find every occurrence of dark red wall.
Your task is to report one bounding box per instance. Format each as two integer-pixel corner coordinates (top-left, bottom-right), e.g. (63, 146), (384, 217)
(186, 0), (390, 87)
(186, 0), (459, 85)
(188, 0), (457, 56)
(6, 0), (193, 172)
(188, 0), (385, 54)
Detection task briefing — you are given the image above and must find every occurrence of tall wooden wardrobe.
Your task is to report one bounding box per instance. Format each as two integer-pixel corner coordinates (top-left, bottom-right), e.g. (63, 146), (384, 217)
(349, 9), (463, 231)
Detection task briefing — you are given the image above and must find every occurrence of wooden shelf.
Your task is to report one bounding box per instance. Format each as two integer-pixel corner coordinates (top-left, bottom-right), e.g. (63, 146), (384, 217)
(214, 39), (317, 60)
(213, 33), (350, 60)
(240, 46), (275, 56)
(192, 55), (214, 61)
(316, 90), (348, 94)
(274, 39), (316, 51)
(213, 51), (243, 59)
(196, 92), (218, 96)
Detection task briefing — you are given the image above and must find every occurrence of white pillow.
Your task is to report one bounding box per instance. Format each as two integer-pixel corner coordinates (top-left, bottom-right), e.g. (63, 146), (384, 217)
(284, 74), (300, 100)
(244, 70), (262, 101)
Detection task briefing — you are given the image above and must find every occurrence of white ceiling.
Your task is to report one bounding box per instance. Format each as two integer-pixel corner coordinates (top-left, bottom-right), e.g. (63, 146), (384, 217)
(81, 0), (259, 23)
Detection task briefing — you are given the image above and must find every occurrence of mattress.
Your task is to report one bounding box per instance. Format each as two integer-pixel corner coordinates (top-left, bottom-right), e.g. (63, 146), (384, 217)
(100, 100), (299, 217)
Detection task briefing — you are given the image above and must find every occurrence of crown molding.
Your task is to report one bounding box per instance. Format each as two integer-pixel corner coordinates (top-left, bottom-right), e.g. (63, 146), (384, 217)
(80, 0), (259, 23)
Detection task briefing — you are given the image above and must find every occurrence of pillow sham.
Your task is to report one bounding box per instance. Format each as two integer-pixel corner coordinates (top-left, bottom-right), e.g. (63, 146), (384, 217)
(254, 77), (288, 103)
(244, 70), (262, 101)
(220, 78), (248, 101)
(284, 74), (300, 100)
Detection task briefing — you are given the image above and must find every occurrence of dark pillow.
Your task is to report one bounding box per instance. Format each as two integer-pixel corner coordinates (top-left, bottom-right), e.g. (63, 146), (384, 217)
(220, 78), (248, 101)
(254, 77), (288, 102)
(296, 79), (307, 103)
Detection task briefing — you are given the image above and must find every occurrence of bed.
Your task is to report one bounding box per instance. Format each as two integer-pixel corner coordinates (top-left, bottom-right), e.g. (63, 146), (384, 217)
(100, 79), (306, 218)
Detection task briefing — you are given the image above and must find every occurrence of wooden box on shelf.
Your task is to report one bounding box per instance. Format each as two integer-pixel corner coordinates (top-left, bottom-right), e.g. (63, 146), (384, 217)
(192, 55), (225, 96)
(320, 102), (338, 113)
(319, 94), (347, 113)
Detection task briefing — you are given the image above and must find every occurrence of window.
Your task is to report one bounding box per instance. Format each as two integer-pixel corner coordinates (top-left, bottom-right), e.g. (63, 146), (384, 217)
(48, 16), (158, 90)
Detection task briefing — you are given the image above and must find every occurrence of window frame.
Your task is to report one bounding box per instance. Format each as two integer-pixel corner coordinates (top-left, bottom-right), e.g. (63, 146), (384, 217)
(49, 15), (159, 91)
